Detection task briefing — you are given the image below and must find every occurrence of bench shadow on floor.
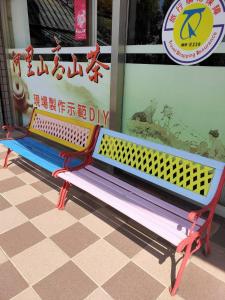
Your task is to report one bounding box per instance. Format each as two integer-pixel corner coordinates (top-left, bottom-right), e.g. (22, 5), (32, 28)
(6, 157), (225, 290)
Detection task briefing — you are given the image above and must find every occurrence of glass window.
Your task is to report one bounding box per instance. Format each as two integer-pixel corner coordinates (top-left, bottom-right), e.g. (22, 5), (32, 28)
(127, 0), (173, 46)
(7, 0), (111, 129)
(97, 0), (112, 45)
(27, 0), (89, 47)
(127, 0), (225, 66)
(123, 0), (225, 166)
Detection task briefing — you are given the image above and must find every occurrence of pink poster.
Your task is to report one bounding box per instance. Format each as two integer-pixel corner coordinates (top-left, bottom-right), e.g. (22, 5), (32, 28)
(74, 0), (87, 41)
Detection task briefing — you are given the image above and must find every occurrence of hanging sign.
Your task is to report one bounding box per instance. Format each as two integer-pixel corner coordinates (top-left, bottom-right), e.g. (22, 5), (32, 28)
(162, 0), (225, 65)
(74, 0), (87, 41)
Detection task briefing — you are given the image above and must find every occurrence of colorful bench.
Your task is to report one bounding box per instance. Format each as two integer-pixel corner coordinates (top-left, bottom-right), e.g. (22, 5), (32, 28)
(53, 128), (225, 295)
(0, 108), (99, 174)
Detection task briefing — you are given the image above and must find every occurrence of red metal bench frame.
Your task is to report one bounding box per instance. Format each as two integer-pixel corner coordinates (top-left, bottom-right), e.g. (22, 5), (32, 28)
(53, 127), (225, 295)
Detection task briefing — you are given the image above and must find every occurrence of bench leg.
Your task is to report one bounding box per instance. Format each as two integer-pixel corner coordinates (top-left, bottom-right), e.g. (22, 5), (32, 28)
(170, 243), (192, 296)
(204, 221), (212, 256)
(57, 181), (71, 210)
(3, 148), (12, 168)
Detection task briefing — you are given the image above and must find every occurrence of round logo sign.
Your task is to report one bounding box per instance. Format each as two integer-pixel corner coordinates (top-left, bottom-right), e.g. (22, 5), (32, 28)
(162, 0), (225, 65)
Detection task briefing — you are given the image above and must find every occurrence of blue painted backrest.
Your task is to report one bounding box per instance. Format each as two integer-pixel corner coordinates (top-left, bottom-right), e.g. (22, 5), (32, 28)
(93, 128), (225, 206)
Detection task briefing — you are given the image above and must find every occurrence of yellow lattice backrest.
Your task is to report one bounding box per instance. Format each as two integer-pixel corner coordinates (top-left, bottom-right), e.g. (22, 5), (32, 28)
(93, 129), (220, 202)
(29, 109), (95, 151)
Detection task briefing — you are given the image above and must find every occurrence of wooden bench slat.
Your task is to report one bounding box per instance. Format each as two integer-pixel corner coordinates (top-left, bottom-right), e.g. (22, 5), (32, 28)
(79, 168), (202, 233)
(59, 168), (201, 246)
(86, 165), (205, 227)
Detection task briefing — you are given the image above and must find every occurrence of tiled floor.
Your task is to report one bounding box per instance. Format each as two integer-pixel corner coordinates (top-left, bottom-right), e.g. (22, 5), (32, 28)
(0, 144), (225, 300)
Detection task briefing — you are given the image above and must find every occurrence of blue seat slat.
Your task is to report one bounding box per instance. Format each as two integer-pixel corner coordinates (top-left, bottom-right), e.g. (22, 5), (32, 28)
(1, 139), (80, 172)
(14, 137), (60, 158)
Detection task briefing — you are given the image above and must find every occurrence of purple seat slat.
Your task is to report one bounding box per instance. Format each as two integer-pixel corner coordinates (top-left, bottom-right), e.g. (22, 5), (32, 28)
(86, 165), (205, 227)
(58, 167), (203, 246)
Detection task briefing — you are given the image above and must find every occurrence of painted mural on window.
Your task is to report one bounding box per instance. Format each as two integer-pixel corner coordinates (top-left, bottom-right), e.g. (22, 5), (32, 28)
(123, 64), (225, 162)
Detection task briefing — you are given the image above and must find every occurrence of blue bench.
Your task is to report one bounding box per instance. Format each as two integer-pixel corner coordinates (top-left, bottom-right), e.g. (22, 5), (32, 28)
(0, 108), (98, 173)
(54, 128), (225, 295)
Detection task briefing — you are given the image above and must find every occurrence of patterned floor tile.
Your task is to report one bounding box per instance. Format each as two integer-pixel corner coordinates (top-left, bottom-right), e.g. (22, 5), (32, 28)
(210, 220), (221, 237)
(18, 172), (40, 184)
(0, 177), (25, 193)
(0, 195), (11, 211)
(31, 181), (53, 193)
(0, 144), (6, 152)
(9, 164), (26, 175)
(211, 221), (225, 248)
(0, 149), (225, 299)
(11, 287), (41, 300)
(31, 208), (76, 237)
(0, 206), (27, 234)
(0, 151), (7, 159)
(85, 288), (114, 300)
(73, 239), (129, 285)
(65, 199), (93, 220)
(51, 222), (99, 257)
(43, 189), (59, 205)
(93, 207), (128, 227)
(191, 242), (225, 283)
(157, 288), (185, 300)
(105, 224), (147, 258)
(103, 262), (165, 300)
(0, 248), (8, 264)
(0, 168), (16, 180)
(68, 186), (89, 201)
(16, 196), (55, 219)
(177, 263), (225, 300)
(34, 261), (97, 300)
(12, 239), (69, 284)
(0, 261), (28, 300)
(0, 222), (45, 257)
(2, 185), (41, 205)
(132, 243), (183, 287)
(77, 192), (103, 211)
(65, 191), (103, 216)
(80, 212), (118, 238)
(0, 159), (3, 168)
